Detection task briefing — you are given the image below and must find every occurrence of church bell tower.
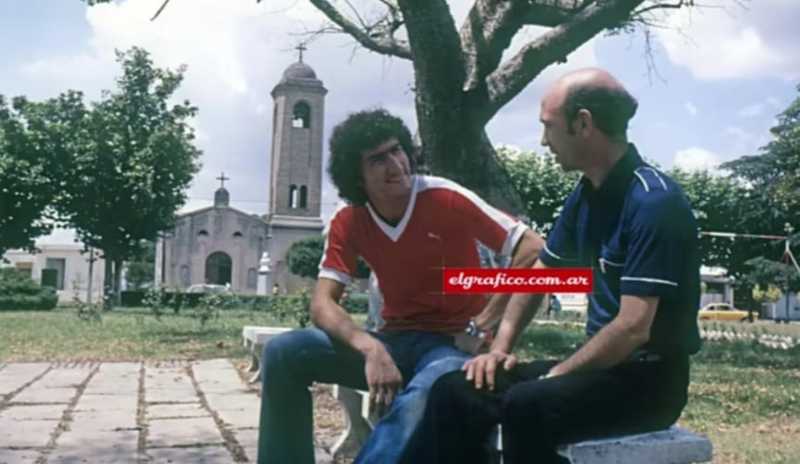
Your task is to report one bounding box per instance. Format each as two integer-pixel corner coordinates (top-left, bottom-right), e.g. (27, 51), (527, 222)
(268, 45), (326, 221)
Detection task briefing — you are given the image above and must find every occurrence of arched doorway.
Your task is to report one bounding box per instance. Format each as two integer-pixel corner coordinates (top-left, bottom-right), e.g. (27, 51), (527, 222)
(205, 252), (232, 285)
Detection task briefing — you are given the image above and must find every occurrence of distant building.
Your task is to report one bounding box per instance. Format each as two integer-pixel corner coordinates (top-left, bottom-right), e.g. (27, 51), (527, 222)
(2, 244), (105, 304)
(763, 293), (800, 321)
(700, 265), (735, 308)
(155, 57), (326, 294)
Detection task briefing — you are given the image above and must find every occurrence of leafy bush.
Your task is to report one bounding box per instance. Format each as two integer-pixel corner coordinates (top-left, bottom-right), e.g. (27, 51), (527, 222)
(0, 268), (58, 310)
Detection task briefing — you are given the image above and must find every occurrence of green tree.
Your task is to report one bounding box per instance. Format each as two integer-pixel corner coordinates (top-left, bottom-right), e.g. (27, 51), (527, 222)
(0, 97), (57, 253)
(286, 236), (325, 279)
(85, 0), (701, 213)
(497, 146), (578, 233)
(287, 235), (370, 280)
(126, 240), (156, 290)
(724, 84), (800, 229)
(51, 47), (201, 306)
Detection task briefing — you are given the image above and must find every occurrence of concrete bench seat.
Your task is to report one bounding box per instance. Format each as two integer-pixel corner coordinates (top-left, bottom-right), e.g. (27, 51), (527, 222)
(241, 325), (292, 383)
(333, 386), (713, 463)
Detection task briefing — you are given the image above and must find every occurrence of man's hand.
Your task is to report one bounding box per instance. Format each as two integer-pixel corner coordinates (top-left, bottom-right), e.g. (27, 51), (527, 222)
(463, 350), (517, 391)
(363, 342), (403, 414)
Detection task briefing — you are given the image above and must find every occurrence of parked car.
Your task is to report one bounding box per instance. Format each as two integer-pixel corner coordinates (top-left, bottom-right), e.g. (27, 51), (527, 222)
(186, 284), (231, 294)
(698, 302), (757, 322)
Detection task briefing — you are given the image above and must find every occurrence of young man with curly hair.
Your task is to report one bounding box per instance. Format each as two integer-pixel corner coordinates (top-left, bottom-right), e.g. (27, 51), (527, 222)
(257, 109), (544, 464)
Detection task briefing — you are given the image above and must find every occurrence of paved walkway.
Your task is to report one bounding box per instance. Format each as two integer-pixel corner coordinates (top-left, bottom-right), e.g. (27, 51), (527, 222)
(0, 359), (331, 463)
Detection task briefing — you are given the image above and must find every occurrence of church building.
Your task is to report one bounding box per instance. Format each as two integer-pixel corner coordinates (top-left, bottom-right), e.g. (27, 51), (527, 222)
(154, 55), (326, 294)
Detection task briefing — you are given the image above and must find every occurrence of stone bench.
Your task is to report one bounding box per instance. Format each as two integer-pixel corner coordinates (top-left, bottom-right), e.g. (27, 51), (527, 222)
(241, 325), (292, 383)
(333, 386), (713, 463)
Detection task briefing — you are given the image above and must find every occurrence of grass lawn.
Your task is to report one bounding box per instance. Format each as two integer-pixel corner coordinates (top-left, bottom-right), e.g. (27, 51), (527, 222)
(0, 306), (298, 361)
(1, 307), (798, 463)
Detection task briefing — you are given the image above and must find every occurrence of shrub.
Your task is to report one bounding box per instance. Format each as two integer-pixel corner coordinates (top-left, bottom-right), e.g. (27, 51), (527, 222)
(0, 268), (58, 310)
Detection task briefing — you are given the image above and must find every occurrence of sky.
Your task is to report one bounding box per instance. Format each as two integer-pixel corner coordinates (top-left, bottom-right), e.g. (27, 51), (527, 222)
(1, 0), (798, 244)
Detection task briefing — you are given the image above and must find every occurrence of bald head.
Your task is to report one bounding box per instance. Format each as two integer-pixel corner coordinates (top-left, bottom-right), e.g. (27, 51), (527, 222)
(543, 68), (637, 140)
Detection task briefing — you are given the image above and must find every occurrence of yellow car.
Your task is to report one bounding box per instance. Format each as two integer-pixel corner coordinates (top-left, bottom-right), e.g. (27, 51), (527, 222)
(698, 303), (757, 322)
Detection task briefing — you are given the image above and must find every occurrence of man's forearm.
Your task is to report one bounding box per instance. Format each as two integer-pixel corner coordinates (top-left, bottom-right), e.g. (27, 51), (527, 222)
(490, 292), (545, 353)
(474, 229), (543, 333)
(311, 299), (379, 356)
(548, 319), (646, 377)
(548, 294), (657, 377)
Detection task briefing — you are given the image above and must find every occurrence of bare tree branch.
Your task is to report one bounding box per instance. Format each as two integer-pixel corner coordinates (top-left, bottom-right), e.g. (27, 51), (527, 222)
(460, 1), (595, 95)
(482, 0), (651, 122)
(303, 0), (412, 59)
(633, 0), (692, 17)
(520, 0), (594, 27)
(150, 0), (171, 21)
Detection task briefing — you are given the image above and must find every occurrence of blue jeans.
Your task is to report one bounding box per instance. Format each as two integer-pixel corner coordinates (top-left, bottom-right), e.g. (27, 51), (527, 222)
(257, 328), (469, 464)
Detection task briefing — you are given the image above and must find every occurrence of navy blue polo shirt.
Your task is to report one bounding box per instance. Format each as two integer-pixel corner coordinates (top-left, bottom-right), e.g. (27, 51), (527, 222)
(539, 144), (701, 356)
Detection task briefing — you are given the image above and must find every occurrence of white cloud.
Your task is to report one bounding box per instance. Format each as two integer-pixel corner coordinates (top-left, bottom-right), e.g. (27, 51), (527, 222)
(684, 102), (698, 116)
(656, 1), (800, 81)
(737, 103), (765, 118)
(672, 147), (722, 172)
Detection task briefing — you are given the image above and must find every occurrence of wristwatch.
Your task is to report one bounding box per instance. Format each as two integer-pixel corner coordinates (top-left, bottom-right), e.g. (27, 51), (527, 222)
(465, 319), (492, 342)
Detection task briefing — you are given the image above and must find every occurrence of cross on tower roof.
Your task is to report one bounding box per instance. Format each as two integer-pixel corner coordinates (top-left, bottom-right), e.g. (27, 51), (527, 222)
(296, 43), (307, 63)
(216, 172), (230, 189)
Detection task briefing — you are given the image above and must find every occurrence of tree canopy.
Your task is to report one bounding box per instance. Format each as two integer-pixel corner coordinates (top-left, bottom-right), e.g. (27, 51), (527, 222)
(1, 46), (201, 304)
(0, 97), (58, 254)
(83, 0), (700, 212)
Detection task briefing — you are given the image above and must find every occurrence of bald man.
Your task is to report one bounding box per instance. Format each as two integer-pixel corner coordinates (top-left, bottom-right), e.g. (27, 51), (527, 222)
(399, 69), (702, 464)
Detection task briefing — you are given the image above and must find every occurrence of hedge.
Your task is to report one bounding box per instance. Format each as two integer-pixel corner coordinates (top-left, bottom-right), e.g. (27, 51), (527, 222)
(0, 268), (58, 311)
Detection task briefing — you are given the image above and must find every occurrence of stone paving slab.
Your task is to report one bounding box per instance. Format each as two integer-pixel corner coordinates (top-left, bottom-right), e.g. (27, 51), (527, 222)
(146, 445), (232, 463)
(12, 387), (77, 404)
(216, 407), (260, 430)
(203, 393), (259, 411)
(0, 418), (59, 447)
(0, 404), (64, 421)
(36, 367), (94, 388)
(0, 449), (40, 464)
(48, 450), (139, 464)
(0, 363), (50, 396)
(147, 402), (208, 419)
(74, 393), (138, 413)
(147, 417), (224, 448)
(146, 388), (198, 403)
(57, 430), (139, 449)
(0, 359), (335, 463)
(233, 428), (259, 462)
(68, 411), (138, 432)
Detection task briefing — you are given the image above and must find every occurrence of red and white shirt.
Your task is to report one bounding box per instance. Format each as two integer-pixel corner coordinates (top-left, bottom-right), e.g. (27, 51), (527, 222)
(319, 175), (527, 333)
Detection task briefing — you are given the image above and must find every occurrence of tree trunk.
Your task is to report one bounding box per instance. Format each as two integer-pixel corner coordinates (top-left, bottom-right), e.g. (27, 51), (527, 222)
(113, 258), (124, 308)
(103, 254), (113, 310)
(399, 0), (523, 215)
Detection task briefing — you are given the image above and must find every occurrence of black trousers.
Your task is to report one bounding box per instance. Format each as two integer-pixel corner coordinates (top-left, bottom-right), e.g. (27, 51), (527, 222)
(399, 355), (690, 464)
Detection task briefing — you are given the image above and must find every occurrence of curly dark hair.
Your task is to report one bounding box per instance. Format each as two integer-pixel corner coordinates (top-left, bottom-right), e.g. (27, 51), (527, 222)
(563, 84), (638, 139)
(328, 108), (415, 205)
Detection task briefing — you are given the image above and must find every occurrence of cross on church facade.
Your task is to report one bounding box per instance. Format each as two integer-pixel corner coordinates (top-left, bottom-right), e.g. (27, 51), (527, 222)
(296, 43), (307, 63)
(216, 172), (230, 189)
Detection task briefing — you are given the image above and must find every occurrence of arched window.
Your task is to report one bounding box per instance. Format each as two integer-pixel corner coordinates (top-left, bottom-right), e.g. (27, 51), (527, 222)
(205, 252), (232, 285)
(180, 265), (191, 287)
(232, 231), (243, 238)
(247, 268), (258, 289)
(299, 186), (308, 209)
(289, 185), (298, 208)
(197, 230), (209, 237)
(292, 101), (311, 128)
